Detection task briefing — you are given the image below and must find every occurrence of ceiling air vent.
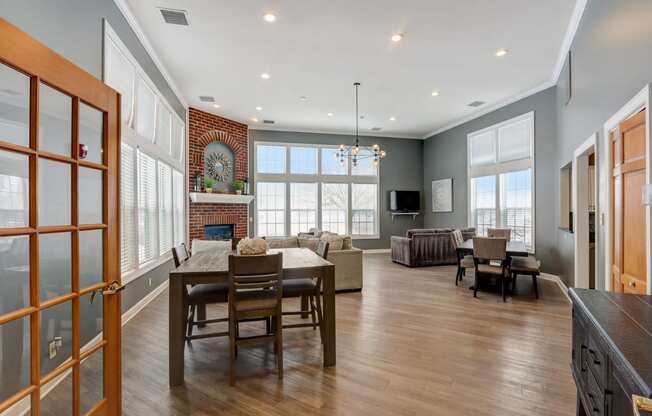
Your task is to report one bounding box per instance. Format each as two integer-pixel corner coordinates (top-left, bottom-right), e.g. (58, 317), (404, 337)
(371, 127), (383, 132)
(263, 120), (275, 124)
(199, 96), (215, 103)
(467, 101), (486, 108)
(159, 8), (189, 26)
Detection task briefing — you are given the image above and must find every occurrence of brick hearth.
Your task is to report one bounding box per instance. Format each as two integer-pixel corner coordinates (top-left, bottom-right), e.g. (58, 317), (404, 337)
(188, 107), (249, 241)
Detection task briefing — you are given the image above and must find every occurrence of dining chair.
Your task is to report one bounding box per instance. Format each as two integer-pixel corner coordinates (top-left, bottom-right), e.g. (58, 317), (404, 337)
(488, 228), (512, 241)
(450, 230), (474, 286)
(281, 241), (327, 342)
(510, 256), (541, 298)
(228, 252), (284, 385)
(472, 237), (510, 302)
(172, 245), (229, 342)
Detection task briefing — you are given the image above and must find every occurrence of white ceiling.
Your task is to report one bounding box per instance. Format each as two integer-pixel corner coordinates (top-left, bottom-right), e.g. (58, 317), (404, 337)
(125, 0), (576, 139)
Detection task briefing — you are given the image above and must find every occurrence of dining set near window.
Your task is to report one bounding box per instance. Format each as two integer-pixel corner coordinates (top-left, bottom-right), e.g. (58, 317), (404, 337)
(451, 228), (542, 302)
(168, 238), (335, 386)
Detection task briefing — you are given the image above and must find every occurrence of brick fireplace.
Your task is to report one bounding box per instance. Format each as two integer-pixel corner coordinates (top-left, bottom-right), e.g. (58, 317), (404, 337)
(188, 107), (250, 242)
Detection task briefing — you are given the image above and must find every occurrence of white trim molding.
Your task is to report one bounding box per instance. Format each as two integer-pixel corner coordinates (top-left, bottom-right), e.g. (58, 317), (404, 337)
(111, 0), (188, 108)
(600, 84), (651, 294)
(552, 0), (589, 85)
(363, 248), (391, 254)
(572, 133), (597, 289)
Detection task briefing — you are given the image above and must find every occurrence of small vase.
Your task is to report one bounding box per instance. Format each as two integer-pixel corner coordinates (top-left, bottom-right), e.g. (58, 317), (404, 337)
(205, 188), (213, 193)
(236, 190), (242, 195)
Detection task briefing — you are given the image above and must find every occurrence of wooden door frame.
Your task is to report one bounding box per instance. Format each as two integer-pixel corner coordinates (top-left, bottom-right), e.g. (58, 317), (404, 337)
(601, 84), (651, 294)
(0, 18), (121, 414)
(572, 133), (597, 289)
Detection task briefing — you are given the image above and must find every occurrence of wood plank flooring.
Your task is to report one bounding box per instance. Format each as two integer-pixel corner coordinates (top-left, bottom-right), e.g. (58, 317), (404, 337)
(52, 254), (577, 415)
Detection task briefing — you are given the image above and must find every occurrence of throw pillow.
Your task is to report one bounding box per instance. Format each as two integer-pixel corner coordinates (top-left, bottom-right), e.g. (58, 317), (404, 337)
(320, 233), (344, 250)
(341, 236), (353, 250)
(298, 237), (320, 251)
(266, 237), (299, 248)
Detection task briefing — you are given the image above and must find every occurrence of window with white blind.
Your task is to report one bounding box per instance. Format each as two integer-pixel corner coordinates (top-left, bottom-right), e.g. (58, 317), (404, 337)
(105, 21), (186, 280)
(254, 142), (379, 238)
(467, 112), (534, 251)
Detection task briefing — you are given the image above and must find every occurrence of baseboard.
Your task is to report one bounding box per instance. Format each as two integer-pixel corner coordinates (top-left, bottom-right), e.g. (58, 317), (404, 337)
(539, 273), (571, 303)
(3, 279), (170, 416)
(363, 248), (390, 254)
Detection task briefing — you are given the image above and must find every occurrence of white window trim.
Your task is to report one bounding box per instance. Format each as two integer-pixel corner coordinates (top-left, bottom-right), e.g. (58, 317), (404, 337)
(466, 112), (536, 252)
(254, 141), (380, 239)
(105, 21), (186, 282)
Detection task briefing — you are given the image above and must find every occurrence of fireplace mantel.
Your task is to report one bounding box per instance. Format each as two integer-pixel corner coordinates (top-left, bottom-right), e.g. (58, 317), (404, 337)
(189, 192), (255, 204)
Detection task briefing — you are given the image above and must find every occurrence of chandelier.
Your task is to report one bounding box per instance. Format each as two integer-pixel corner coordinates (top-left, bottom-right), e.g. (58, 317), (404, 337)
(335, 82), (387, 167)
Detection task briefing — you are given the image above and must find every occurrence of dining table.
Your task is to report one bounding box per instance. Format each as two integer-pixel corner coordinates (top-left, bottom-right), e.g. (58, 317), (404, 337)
(456, 238), (529, 257)
(167, 247), (336, 386)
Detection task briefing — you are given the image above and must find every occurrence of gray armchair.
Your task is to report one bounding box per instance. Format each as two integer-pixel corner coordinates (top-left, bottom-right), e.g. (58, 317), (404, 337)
(391, 228), (476, 267)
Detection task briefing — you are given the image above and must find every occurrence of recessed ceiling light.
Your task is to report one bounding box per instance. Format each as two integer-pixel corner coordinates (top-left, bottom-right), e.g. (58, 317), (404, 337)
(260, 73), (271, 80)
(495, 48), (508, 57)
(431, 91), (440, 97)
(299, 96), (308, 101)
(391, 33), (404, 42)
(327, 112), (334, 117)
(256, 106), (263, 111)
(389, 116), (396, 121)
(251, 117), (259, 122)
(212, 104), (221, 108)
(263, 13), (276, 23)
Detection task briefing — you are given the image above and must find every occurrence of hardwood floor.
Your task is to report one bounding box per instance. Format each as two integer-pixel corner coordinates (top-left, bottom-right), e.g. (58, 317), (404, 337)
(50, 254), (576, 415)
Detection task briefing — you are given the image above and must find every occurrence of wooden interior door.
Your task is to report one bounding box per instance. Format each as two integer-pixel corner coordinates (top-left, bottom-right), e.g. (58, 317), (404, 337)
(0, 19), (121, 415)
(611, 110), (647, 294)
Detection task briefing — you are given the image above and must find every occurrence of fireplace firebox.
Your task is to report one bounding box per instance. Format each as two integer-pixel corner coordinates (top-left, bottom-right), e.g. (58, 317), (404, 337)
(204, 224), (234, 241)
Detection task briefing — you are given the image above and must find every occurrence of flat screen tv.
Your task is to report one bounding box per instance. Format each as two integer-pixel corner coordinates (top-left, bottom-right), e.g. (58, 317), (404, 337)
(390, 191), (420, 212)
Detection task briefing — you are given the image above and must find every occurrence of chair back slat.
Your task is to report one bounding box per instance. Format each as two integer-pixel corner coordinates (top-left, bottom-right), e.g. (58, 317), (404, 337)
(473, 237), (507, 261)
(316, 240), (330, 259)
(228, 253), (283, 300)
(488, 228), (511, 241)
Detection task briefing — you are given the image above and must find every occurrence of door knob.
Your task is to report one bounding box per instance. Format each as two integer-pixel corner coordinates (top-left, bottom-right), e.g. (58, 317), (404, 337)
(102, 280), (125, 295)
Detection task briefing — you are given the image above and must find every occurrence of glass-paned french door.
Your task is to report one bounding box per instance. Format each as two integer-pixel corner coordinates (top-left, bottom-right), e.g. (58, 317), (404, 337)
(0, 18), (121, 415)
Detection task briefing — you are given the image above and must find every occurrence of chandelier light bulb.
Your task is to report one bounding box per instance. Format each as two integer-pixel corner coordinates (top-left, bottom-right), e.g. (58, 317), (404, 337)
(380, 150), (387, 158)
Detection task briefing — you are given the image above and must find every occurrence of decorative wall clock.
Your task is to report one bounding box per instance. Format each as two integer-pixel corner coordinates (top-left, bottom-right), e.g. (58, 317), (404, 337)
(205, 151), (232, 182)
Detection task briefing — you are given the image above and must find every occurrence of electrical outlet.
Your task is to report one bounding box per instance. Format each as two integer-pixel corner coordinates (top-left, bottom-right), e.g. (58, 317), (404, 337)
(48, 341), (57, 359)
(148, 277), (152, 287)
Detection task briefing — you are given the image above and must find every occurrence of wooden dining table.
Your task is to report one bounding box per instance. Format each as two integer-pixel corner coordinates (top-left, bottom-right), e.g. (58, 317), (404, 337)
(456, 239), (529, 257)
(167, 247), (336, 386)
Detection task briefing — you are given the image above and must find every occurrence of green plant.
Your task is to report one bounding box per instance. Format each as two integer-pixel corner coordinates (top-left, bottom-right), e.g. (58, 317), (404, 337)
(233, 180), (245, 192)
(204, 177), (216, 189)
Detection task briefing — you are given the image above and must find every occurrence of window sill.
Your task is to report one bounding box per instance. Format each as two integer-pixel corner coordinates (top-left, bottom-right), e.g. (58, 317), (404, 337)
(352, 235), (380, 240)
(121, 253), (173, 285)
(558, 227), (574, 234)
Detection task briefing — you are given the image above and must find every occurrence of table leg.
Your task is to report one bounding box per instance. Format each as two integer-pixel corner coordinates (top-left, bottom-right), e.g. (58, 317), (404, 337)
(322, 264), (336, 367)
(169, 276), (185, 386)
(197, 304), (207, 328)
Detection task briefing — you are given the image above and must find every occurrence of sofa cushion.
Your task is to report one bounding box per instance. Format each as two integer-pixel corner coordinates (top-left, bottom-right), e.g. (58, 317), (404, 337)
(298, 237), (320, 251)
(266, 237), (299, 249)
(320, 233), (344, 250)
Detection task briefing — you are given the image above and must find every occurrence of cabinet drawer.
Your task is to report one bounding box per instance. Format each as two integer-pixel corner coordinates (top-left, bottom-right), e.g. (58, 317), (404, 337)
(586, 370), (605, 416)
(586, 333), (607, 389)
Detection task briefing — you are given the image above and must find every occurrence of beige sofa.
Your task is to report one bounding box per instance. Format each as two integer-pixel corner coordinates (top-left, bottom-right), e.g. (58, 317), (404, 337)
(265, 233), (363, 291)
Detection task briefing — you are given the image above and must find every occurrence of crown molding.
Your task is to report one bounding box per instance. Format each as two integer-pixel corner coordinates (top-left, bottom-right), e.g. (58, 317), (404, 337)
(112, 0), (188, 109)
(249, 125), (423, 140)
(551, 0), (588, 84)
(421, 81), (554, 139)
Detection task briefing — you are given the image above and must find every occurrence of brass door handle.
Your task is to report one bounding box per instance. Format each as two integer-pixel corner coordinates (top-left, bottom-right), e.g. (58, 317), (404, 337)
(102, 280), (125, 295)
(633, 394), (652, 416)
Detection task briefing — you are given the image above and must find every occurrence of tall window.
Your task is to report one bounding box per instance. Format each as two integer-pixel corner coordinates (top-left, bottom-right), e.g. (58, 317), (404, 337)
(467, 112), (534, 250)
(106, 22), (186, 280)
(254, 142), (379, 238)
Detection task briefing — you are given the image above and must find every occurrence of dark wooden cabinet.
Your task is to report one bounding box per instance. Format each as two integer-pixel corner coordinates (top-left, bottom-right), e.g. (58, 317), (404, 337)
(570, 289), (652, 416)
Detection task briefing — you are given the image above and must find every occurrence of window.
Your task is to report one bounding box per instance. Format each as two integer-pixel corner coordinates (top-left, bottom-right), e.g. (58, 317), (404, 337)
(254, 143), (379, 238)
(105, 21), (186, 280)
(290, 147), (317, 174)
(352, 184), (378, 235)
(157, 162), (173, 256)
(321, 183), (347, 234)
(137, 151), (157, 264)
(256, 145), (286, 174)
(257, 182), (286, 236)
(467, 112), (534, 250)
(290, 183), (317, 234)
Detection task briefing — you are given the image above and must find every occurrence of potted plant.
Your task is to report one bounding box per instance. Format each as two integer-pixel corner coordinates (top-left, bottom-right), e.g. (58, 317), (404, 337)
(204, 178), (216, 193)
(233, 180), (245, 195)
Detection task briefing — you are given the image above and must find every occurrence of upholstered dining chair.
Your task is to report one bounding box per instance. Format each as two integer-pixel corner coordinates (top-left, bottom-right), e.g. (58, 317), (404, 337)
(450, 230), (474, 286)
(472, 237), (510, 302)
(281, 240), (327, 342)
(510, 256), (541, 298)
(488, 228), (512, 241)
(228, 252), (284, 385)
(172, 245), (229, 342)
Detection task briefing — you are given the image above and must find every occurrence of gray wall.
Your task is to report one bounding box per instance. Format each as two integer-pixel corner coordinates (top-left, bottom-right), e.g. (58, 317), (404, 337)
(249, 130), (424, 249)
(422, 87), (561, 277)
(0, 0), (184, 395)
(554, 0), (652, 289)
